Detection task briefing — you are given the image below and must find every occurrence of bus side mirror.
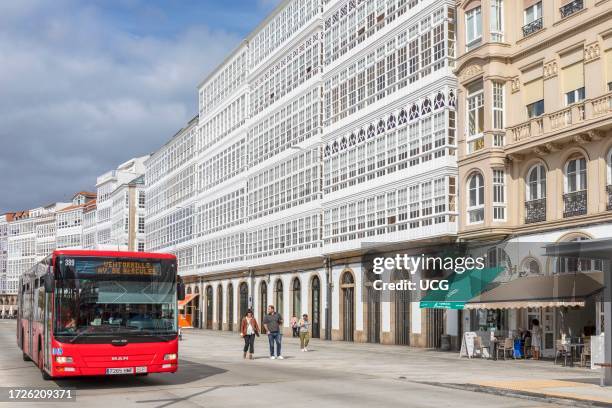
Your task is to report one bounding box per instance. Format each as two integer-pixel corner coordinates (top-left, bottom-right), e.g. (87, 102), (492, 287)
(177, 281), (185, 301)
(44, 273), (54, 293)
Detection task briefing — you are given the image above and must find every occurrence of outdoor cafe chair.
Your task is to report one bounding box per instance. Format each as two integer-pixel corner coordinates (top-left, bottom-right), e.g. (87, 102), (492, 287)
(554, 340), (569, 366)
(581, 338), (591, 368)
(496, 338), (514, 360)
(473, 336), (489, 359)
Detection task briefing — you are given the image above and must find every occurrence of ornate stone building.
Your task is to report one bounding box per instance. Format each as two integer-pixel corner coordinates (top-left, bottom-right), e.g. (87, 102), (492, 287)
(455, 0), (612, 355)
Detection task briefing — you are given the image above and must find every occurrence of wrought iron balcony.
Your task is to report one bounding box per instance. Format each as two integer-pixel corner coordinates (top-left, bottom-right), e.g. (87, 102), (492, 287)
(522, 17), (543, 37)
(563, 190), (587, 218)
(607, 185), (612, 211)
(525, 198), (546, 224)
(560, 0), (584, 19)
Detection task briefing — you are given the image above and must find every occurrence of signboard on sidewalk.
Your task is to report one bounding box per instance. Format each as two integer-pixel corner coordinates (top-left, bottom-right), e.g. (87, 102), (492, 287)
(460, 332), (478, 358)
(591, 334), (605, 370)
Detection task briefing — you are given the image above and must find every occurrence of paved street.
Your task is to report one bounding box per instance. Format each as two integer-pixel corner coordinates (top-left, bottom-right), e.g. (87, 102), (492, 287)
(0, 320), (607, 407)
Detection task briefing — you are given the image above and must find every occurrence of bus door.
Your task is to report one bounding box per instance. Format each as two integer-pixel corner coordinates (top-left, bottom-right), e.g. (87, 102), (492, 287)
(44, 272), (52, 370)
(28, 280), (34, 358)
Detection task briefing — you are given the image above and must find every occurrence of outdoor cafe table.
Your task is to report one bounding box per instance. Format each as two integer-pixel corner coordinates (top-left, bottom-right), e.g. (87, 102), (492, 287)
(566, 343), (584, 367)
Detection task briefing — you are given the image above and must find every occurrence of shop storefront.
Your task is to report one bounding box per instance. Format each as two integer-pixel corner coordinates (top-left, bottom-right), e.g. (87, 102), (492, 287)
(178, 293), (199, 328)
(463, 266), (601, 343)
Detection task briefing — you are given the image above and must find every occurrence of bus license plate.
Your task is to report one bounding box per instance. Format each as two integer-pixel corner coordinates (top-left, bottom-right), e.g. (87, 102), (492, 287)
(106, 367), (134, 375)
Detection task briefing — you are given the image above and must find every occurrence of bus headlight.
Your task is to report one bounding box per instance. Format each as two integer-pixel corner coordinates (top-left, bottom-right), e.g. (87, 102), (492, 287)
(55, 356), (73, 364)
(163, 353), (177, 361)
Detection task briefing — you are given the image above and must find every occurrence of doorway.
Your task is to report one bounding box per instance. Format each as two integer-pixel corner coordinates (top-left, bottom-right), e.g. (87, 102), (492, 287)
(292, 277), (301, 320)
(216, 285), (223, 330)
(239, 282), (249, 320)
(311, 276), (321, 338)
(227, 283), (234, 331)
(205, 285), (213, 330)
(341, 271), (355, 342)
(365, 271), (381, 343)
(394, 286), (411, 346)
(193, 286), (200, 329)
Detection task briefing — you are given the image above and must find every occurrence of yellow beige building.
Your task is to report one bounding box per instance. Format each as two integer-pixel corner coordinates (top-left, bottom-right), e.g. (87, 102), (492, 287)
(454, 0), (612, 358)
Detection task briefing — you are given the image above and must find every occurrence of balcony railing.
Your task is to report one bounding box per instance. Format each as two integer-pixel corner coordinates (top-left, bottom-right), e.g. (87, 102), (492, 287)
(522, 17), (543, 37)
(563, 190), (587, 218)
(607, 185), (612, 211)
(560, 0), (584, 19)
(525, 198), (546, 224)
(508, 92), (612, 144)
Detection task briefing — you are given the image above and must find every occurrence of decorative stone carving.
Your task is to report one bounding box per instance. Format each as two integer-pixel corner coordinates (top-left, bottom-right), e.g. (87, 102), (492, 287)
(543, 61), (558, 79)
(585, 130), (603, 141)
(584, 42), (601, 63)
(545, 142), (561, 152)
(573, 134), (590, 144)
(507, 153), (524, 162)
(533, 146), (549, 156)
(460, 64), (483, 81)
(511, 77), (520, 93)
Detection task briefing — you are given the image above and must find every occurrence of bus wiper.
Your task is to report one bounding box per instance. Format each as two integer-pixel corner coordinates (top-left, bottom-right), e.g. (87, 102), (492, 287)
(137, 329), (174, 341)
(68, 327), (93, 343)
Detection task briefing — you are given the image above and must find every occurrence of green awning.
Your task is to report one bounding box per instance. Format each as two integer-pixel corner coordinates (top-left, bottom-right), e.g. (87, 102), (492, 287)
(420, 267), (504, 309)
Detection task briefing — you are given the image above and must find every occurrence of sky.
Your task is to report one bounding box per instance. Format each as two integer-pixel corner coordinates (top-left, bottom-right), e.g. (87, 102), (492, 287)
(0, 0), (282, 213)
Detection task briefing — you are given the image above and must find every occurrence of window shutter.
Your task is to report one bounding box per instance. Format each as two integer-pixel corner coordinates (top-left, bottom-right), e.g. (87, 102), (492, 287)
(562, 62), (584, 93)
(524, 0), (541, 8)
(523, 78), (543, 104)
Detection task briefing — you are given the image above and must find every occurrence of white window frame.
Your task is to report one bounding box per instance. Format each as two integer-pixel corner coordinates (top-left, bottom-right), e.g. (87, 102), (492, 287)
(565, 157), (587, 193)
(565, 87), (585, 106)
(465, 6), (482, 50)
(490, 0), (504, 42)
(467, 172), (485, 224)
(466, 81), (484, 153)
(524, 2), (542, 24)
(492, 169), (506, 221)
(526, 164), (546, 201)
(492, 81), (505, 130)
(467, 82), (484, 138)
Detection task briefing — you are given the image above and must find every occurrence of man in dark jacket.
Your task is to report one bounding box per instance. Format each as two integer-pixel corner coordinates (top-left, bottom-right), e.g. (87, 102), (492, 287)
(262, 305), (284, 359)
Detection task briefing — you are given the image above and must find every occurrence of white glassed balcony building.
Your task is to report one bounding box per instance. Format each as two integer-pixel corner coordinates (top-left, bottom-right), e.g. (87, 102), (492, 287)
(95, 157), (149, 251)
(145, 0), (458, 346)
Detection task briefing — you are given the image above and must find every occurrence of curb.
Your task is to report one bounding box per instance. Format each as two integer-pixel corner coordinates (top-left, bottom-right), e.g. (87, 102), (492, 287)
(415, 381), (611, 407)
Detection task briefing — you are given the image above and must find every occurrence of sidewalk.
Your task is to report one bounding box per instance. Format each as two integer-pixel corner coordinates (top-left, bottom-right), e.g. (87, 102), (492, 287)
(472, 379), (612, 405)
(185, 328), (612, 406)
(429, 379), (612, 407)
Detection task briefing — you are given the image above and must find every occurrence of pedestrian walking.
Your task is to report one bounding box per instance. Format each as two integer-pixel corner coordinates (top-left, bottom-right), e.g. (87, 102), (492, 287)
(291, 315), (298, 337)
(240, 309), (260, 360)
(531, 318), (542, 360)
(263, 305), (284, 359)
(298, 314), (310, 352)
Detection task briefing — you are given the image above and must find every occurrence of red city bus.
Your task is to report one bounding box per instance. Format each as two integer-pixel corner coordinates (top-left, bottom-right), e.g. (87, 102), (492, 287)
(17, 250), (185, 379)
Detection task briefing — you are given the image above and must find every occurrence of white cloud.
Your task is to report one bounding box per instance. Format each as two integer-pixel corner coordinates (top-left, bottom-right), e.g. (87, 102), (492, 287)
(0, 1), (241, 212)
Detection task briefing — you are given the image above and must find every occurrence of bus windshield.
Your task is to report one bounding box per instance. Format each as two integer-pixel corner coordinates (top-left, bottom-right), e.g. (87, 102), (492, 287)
(54, 256), (178, 342)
